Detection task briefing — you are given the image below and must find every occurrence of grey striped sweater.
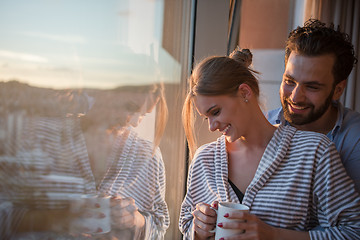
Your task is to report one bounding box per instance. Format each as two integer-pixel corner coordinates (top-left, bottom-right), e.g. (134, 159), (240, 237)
(179, 124), (360, 239)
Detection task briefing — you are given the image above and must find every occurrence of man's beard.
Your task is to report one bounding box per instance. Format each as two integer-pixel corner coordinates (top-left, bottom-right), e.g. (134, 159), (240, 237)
(281, 89), (334, 126)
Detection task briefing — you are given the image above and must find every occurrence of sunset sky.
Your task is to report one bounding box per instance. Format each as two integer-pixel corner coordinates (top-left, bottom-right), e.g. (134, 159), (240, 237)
(0, 0), (179, 89)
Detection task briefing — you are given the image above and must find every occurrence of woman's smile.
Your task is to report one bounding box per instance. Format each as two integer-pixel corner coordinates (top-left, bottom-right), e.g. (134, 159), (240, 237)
(222, 124), (231, 135)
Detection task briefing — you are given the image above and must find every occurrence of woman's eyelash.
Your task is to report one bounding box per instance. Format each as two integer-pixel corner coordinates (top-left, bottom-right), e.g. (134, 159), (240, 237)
(212, 110), (220, 116)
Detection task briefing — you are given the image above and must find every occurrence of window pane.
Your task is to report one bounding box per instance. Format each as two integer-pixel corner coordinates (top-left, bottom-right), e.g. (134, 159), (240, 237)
(0, 1), (190, 239)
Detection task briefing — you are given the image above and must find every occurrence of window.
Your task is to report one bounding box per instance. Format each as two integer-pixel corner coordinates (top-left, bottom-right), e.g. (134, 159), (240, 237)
(0, 0), (303, 239)
(0, 0), (191, 239)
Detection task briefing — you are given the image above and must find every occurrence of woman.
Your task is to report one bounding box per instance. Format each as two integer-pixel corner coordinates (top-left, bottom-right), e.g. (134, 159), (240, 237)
(179, 48), (360, 239)
(0, 82), (169, 239)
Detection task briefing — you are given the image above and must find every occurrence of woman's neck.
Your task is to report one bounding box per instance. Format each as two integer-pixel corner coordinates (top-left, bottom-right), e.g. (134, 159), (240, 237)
(233, 108), (276, 150)
(226, 110), (277, 193)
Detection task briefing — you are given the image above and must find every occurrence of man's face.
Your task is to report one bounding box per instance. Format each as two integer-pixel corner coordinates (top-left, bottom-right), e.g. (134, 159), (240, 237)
(280, 52), (337, 128)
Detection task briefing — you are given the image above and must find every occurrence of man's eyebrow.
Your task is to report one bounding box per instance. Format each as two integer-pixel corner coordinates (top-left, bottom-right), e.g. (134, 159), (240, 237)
(284, 74), (295, 80)
(304, 81), (326, 86)
(206, 105), (217, 114)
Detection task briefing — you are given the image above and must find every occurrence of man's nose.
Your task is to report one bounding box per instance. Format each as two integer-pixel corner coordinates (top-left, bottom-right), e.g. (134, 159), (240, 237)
(290, 85), (306, 103)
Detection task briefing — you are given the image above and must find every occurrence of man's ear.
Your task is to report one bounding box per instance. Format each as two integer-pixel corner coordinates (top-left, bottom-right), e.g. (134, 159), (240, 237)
(237, 83), (252, 100)
(333, 80), (347, 100)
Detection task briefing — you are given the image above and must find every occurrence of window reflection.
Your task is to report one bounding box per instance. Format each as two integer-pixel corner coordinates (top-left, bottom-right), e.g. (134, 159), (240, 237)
(0, 81), (169, 239)
(0, 0), (190, 239)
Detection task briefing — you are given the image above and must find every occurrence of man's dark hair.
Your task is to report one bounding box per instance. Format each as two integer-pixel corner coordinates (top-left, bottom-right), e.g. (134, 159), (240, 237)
(285, 19), (357, 85)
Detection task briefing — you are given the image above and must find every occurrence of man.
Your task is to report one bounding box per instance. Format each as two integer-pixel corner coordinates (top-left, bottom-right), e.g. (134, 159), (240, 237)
(267, 19), (360, 193)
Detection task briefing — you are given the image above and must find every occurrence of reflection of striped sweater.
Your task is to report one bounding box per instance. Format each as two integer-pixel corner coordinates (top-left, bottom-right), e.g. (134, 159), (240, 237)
(0, 116), (169, 239)
(99, 127), (169, 239)
(179, 125), (360, 240)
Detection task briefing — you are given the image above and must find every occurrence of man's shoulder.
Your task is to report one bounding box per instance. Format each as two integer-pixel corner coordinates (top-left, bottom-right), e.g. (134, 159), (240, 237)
(343, 107), (360, 123)
(265, 107), (283, 125)
(334, 107), (360, 171)
(339, 107), (360, 136)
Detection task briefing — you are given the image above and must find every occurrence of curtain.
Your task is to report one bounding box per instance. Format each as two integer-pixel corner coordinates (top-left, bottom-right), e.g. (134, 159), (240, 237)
(304, 0), (360, 112)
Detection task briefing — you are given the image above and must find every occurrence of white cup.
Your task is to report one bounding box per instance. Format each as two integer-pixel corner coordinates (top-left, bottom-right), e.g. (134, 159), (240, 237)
(69, 194), (111, 235)
(210, 202), (249, 240)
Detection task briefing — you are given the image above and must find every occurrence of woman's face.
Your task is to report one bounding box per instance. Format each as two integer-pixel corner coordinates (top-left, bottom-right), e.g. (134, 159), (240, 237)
(194, 93), (247, 142)
(114, 92), (151, 128)
(127, 94), (160, 128)
(87, 91), (149, 129)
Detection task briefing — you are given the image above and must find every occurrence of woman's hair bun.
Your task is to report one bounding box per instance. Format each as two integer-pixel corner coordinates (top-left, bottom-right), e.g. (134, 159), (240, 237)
(229, 47), (253, 67)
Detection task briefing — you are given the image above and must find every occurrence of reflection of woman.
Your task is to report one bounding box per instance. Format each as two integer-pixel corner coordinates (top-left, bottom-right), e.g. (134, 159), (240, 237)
(0, 82), (169, 239)
(179, 49), (360, 239)
(83, 85), (169, 239)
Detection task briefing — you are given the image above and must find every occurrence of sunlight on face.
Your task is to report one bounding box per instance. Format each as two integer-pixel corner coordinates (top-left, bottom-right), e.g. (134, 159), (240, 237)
(194, 94), (245, 142)
(280, 53), (336, 127)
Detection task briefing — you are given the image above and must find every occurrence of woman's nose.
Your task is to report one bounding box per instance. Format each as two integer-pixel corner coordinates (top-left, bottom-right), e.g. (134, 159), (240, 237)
(208, 118), (218, 132)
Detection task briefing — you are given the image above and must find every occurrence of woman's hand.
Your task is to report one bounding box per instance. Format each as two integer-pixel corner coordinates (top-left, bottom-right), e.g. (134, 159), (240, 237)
(192, 202), (217, 240)
(110, 196), (145, 231)
(216, 210), (276, 239)
(217, 210), (310, 240)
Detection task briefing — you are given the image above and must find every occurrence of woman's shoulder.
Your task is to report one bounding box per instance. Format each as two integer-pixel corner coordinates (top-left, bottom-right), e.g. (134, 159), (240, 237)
(277, 125), (337, 160)
(281, 124), (332, 145)
(196, 141), (217, 153)
(194, 136), (225, 157)
(190, 136), (225, 167)
(277, 125), (339, 168)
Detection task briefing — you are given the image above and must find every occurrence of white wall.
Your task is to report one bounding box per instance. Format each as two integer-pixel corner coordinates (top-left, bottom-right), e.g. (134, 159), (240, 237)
(252, 49), (284, 112)
(193, 0), (230, 146)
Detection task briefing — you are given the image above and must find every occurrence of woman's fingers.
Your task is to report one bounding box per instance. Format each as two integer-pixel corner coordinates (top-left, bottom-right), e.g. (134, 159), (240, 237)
(216, 212), (275, 240)
(110, 196), (145, 230)
(222, 210), (249, 219)
(218, 221), (247, 230)
(211, 200), (219, 210)
(202, 209), (279, 240)
(217, 211), (256, 229)
(192, 203), (217, 239)
(110, 196), (135, 208)
(112, 204), (137, 218)
(192, 203), (217, 229)
(194, 226), (215, 239)
(193, 215), (215, 239)
(195, 203), (217, 218)
(193, 210), (216, 230)
(192, 209), (216, 224)
(111, 197), (137, 217)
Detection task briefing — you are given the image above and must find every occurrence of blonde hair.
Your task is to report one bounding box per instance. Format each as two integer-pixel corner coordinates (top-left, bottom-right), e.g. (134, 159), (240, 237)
(117, 83), (168, 151)
(182, 48), (259, 159)
(152, 83), (168, 150)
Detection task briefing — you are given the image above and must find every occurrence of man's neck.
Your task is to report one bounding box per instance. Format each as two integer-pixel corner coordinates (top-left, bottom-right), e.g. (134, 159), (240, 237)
(292, 105), (338, 135)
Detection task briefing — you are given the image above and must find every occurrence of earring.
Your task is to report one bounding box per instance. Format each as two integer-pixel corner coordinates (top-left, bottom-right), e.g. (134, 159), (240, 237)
(244, 99), (248, 103)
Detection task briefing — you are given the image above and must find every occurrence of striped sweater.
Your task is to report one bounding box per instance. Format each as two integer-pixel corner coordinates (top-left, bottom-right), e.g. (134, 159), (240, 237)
(0, 116), (169, 239)
(179, 124), (360, 240)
